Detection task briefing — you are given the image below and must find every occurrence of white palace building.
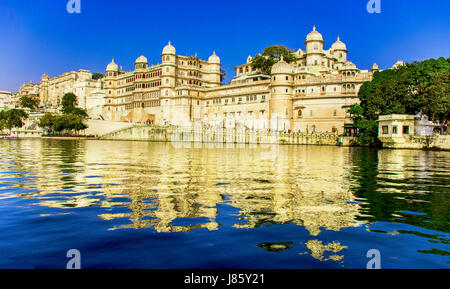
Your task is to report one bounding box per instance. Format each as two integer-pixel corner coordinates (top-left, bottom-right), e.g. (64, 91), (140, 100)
(17, 27), (403, 134)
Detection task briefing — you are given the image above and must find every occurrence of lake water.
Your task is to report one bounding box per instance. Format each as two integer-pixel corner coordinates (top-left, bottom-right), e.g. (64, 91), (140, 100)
(0, 139), (448, 269)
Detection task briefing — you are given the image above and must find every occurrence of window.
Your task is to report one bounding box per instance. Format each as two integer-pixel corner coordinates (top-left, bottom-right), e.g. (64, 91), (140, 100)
(333, 110), (337, 116)
(403, 126), (410, 135)
(286, 76), (289, 81)
(382, 126), (389, 135)
(310, 110), (313, 117)
(392, 126), (398, 134)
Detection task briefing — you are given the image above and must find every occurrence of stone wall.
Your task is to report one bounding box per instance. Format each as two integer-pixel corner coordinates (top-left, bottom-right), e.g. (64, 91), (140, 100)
(379, 135), (450, 150)
(99, 125), (345, 146)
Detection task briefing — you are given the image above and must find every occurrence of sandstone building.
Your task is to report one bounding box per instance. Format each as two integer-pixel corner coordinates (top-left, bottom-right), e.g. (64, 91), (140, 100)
(102, 27), (380, 134)
(16, 26), (389, 134)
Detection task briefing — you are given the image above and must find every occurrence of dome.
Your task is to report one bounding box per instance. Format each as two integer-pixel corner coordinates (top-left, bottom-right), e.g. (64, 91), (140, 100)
(271, 56), (294, 74)
(208, 51), (220, 64)
(331, 36), (347, 51)
(371, 63), (379, 70)
(162, 41), (176, 55)
(135, 55), (148, 64)
(106, 59), (119, 71)
(305, 25), (324, 42)
(344, 61), (357, 69)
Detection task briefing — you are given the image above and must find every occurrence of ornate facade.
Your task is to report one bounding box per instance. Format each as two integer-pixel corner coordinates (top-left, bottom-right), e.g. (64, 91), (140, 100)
(16, 26), (390, 134)
(102, 27), (381, 134)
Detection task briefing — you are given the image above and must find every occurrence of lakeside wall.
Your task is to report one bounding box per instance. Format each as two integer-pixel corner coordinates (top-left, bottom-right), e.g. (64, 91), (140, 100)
(379, 135), (450, 150)
(99, 125), (356, 146)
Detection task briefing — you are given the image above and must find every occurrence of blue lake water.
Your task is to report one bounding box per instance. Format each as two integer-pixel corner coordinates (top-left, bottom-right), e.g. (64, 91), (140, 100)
(0, 139), (448, 268)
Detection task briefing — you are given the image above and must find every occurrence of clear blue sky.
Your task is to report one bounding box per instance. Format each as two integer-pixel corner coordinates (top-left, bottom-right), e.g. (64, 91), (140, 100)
(0, 0), (449, 92)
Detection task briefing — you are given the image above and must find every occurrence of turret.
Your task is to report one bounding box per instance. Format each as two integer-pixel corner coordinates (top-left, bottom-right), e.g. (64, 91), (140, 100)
(269, 56), (294, 131)
(331, 36), (348, 63)
(304, 26), (325, 67)
(208, 51), (221, 86)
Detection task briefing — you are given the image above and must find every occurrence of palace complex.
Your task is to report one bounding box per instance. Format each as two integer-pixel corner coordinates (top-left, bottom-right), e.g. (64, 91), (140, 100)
(15, 26), (401, 134)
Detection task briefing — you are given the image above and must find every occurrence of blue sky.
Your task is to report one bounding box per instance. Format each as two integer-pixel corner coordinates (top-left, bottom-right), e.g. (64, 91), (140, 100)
(0, 0), (449, 92)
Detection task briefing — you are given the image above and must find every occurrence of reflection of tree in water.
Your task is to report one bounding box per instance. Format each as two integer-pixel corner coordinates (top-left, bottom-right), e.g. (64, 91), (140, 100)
(349, 148), (449, 254)
(51, 140), (83, 190)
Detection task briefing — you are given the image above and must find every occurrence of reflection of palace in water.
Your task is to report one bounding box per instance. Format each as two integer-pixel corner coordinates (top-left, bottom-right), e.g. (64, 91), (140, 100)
(8, 140), (368, 238)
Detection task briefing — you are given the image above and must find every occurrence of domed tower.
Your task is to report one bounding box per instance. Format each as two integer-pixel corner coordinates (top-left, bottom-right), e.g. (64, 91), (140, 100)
(269, 57), (294, 132)
(134, 55), (148, 71)
(370, 63), (380, 75)
(105, 59), (119, 77)
(161, 41), (176, 91)
(331, 36), (348, 63)
(208, 51), (221, 86)
(304, 26), (325, 67)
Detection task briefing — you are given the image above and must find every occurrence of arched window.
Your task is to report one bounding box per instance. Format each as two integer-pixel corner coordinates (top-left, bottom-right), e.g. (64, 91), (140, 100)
(298, 110), (302, 118)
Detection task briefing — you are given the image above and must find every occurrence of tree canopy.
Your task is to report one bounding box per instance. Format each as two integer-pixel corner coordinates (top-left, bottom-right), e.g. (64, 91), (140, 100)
(61, 92), (88, 118)
(92, 73), (105, 80)
(61, 92), (78, 114)
(349, 57), (450, 145)
(0, 109), (29, 131)
(250, 45), (297, 75)
(220, 68), (227, 85)
(19, 95), (40, 110)
(39, 112), (87, 135)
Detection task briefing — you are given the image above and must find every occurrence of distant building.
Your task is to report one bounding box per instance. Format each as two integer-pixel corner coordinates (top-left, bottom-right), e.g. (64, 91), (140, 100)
(378, 114), (448, 150)
(378, 114), (415, 138)
(0, 91), (13, 110)
(17, 70), (104, 118)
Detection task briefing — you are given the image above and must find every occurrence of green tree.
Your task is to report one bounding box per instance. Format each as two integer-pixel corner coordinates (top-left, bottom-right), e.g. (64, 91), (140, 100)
(53, 114), (88, 135)
(250, 45), (297, 75)
(220, 68), (227, 85)
(39, 113), (57, 134)
(3, 109), (29, 130)
(0, 119), (8, 133)
(19, 95), (40, 110)
(60, 92), (88, 118)
(349, 57), (450, 146)
(61, 92), (78, 114)
(69, 107), (89, 118)
(92, 73), (105, 80)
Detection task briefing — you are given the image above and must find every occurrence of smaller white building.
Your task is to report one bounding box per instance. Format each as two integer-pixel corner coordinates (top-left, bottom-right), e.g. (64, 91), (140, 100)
(0, 91), (13, 110)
